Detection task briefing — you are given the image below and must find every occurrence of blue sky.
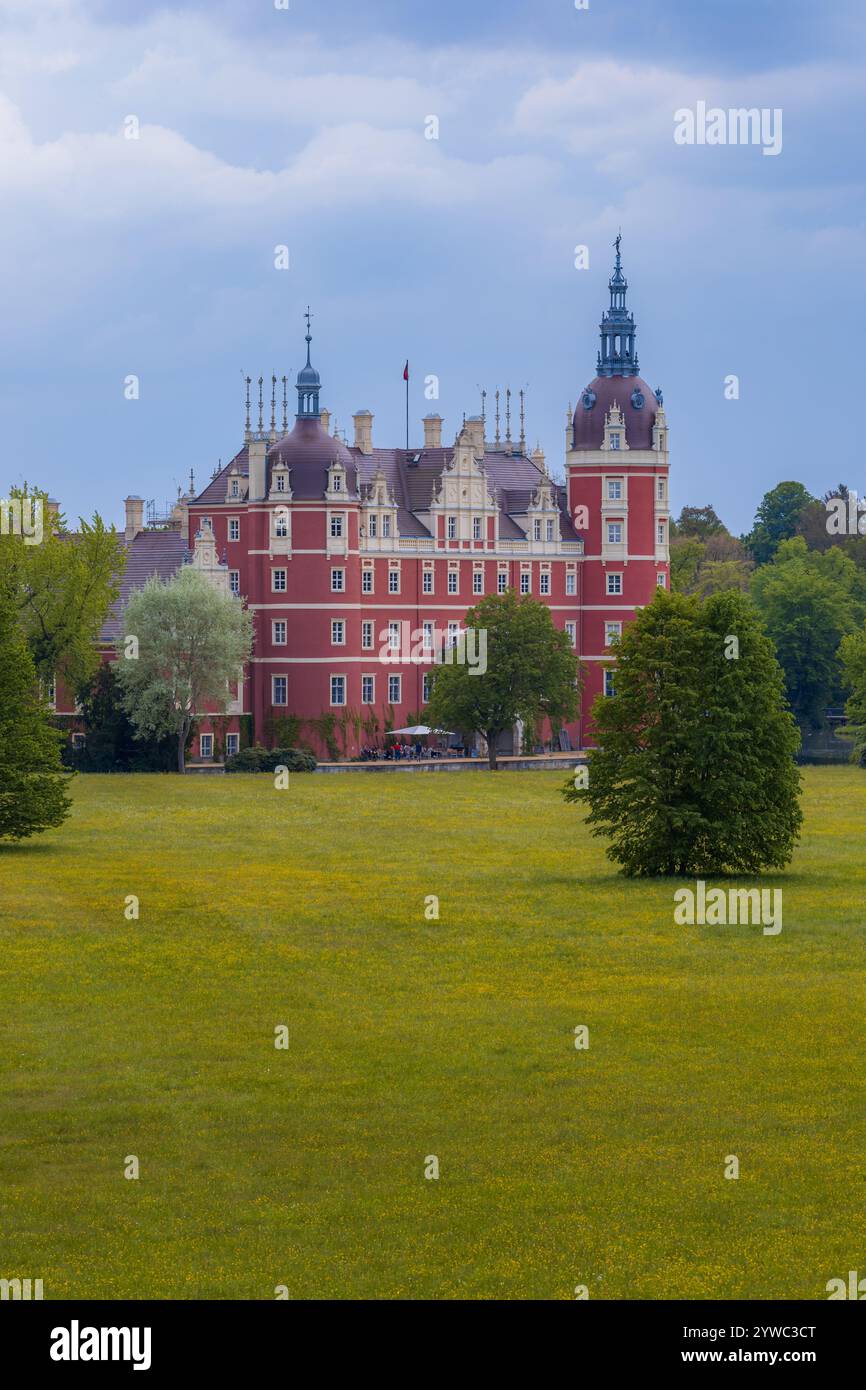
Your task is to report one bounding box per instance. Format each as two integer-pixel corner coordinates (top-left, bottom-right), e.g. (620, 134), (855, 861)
(1, 0), (864, 533)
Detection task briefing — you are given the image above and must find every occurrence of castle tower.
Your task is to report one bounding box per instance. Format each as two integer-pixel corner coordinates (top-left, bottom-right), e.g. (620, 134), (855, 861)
(567, 237), (670, 741)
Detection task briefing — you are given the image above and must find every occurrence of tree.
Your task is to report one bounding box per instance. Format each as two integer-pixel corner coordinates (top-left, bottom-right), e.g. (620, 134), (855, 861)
(750, 538), (862, 728)
(745, 481), (815, 566)
(69, 664), (177, 772)
(0, 585), (72, 841)
(675, 504), (726, 540)
(563, 588), (802, 876)
(115, 567), (253, 773)
(0, 485), (124, 690)
(838, 625), (866, 764)
(425, 591), (580, 770)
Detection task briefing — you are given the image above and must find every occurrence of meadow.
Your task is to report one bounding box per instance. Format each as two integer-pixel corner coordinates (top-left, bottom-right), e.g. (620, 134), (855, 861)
(0, 766), (863, 1300)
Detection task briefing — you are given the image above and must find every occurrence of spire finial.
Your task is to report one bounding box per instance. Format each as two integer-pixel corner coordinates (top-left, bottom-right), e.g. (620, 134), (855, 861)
(189, 468), (195, 495)
(597, 231), (639, 378)
(257, 376), (264, 434)
(304, 305), (313, 366)
(505, 387), (512, 445)
(243, 373), (251, 438)
(519, 387), (526, 451)
(494, 388), (501, 446)
(281, 375), (288, 433)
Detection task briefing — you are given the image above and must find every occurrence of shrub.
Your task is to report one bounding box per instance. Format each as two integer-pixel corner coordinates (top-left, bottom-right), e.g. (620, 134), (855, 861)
(224, 744), (316, 773)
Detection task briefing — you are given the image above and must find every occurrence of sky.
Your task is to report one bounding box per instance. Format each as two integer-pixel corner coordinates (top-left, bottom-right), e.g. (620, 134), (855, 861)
(1, 0), (864, 534)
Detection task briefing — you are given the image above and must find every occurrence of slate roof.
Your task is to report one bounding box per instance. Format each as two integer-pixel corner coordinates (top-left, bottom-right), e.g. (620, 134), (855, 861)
(189, 437), (581, 544)
(99, 529), (188, 643)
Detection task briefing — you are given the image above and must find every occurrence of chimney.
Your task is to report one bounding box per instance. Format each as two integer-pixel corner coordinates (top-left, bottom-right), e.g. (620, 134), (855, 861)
(46, 498), (60, 525)
(248, 438), (267, 501)
(124, 495), (144, 543)
(353, 410), (373, 454)
(320, 407), (331, 434)
(532, 444), (546, 469)
(465, 415), (485, 458)
(423, 414), (442, 448)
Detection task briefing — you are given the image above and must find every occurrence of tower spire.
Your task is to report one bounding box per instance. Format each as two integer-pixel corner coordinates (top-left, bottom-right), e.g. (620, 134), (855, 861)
(296, 307), (322, 418)
(597, 232), (639, 378)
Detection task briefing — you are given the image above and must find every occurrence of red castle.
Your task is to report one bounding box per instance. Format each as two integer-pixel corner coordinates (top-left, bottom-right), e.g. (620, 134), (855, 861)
(59, 241), (670, 761)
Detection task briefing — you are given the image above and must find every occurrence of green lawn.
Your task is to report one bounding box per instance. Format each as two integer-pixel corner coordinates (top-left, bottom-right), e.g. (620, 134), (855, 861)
(0, 765), (864, 1300)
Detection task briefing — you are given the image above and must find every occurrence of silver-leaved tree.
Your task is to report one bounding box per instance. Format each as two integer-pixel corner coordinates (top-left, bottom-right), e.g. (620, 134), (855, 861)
(115, 567), (253, 773)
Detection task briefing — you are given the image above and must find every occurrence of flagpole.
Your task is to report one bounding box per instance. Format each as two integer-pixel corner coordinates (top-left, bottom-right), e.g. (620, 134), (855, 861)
(405, 362), (409, 450)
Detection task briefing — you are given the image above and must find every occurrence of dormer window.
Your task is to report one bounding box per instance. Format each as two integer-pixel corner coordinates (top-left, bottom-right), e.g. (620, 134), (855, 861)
(533, 520), (541, 542)
(546, 519), (555, 542)
(382, 515), (391, 538)
(333, 474), (342, 491)
(230, 479), (239, 497)
(610, 432), (621, 450)
(368, 515), (377, 537)
(276, 474), (286, 493)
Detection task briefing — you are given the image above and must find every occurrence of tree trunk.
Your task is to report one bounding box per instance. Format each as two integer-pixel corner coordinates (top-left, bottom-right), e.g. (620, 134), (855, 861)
(486, 732), (498, 771)
(177, 721), (187, 774)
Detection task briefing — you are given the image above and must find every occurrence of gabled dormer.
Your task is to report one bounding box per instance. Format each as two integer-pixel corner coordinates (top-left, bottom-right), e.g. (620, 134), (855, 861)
(269, 460), (292, 500)
(225, 466), (247, 503)
(427, 425), (498, 547)
(325, 456), (349, 502)
(360, 466), (399, 548)
(602, 403), (629, 452)
(526, 470), (561, 551)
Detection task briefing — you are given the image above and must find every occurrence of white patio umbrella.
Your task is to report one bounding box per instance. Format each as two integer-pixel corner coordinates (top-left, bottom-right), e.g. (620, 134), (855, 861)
(389, 725), (454, 737)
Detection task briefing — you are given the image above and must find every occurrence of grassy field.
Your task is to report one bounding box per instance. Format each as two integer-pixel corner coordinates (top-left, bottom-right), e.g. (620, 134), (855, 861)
(0, 765), (864, 1300)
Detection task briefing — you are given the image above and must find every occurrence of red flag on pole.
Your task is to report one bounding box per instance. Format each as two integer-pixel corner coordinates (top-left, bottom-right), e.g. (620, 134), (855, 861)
(403, 360), (409, 381)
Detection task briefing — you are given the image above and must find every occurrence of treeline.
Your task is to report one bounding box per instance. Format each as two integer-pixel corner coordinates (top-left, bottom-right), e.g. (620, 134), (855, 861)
(670, 482), (866, 756)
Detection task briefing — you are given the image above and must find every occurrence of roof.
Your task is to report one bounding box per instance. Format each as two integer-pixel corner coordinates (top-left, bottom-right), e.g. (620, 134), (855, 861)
(100, 528), (188, 642)
(188, 433), (582, 544)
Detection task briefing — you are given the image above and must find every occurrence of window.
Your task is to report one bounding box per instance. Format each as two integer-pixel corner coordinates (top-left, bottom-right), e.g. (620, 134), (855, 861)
(533, 519), (542, 542)
(272, 569), (287, 592)
(331, 568), (345, 592)
(71, 732), (86, 750)
(46, 676), (56, 708)
(546, 519), (555, 542)
(275, 473), (286, 493)
(473, 516), (482, 540)
(565, 621), (577, 647)
(361, 675), (375, 704)
(229, 518), (239, 542)
(330, 514), (344, 538)
(382, 515), (391, 538)
(657, 478), (665, 500)
(272, 620), (287, 645)
(274, 512), (288, 538)
(361, 620), (374, 650)
(230, 479), (239, 498)
(330, 676), (346, 706)
(225, 733), (239, 757)
(520, 572), (530, 594)
(388, 621), (400, 653)
(606, 573), (622, 596)
(605, 621), (622, 646)
(422, 570), (433, 594)
(473, 571), (483, 594)
(331, 620), (345, 645)
(607, 522), (622, 545)
(368, 515), (377, 537)
(272, 676), (287, 706)
(422, 620), (434, 650)
(200, 733), (213, 759)
(447, 621), (459, 647)
(447, 516), (456, 540)
(498, 571), (508, 594)
(656, 571), (667, 588)
(331, 473), (343, 492)
(604, 669), (616, 697)
(229, 570), (240, 596)
(447, 571), (458, 594)
(362, 568), (373, 594)
(657, 521), (666, 545)
(422, 671), (432, 702)
(388, 674), (401, 704)
(610, 432), (621, 450)
(388, 568), (400, 594)
(540, 572), (550, 595)
(566, 572), (576, 596)
(607, 479), (622, 501)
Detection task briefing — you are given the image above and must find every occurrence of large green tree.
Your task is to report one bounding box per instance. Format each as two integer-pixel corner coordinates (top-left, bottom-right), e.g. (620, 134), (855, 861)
(0, 585), (72, 841)
(563, 588), (802, 876)
(745, 481), (815, 566)
(115, 567), (253, 773)
(424, 590), (580, 770)
(750, 537), (863, 728)
(838, 624), (866, 765)
(0, 485), (124, 690)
